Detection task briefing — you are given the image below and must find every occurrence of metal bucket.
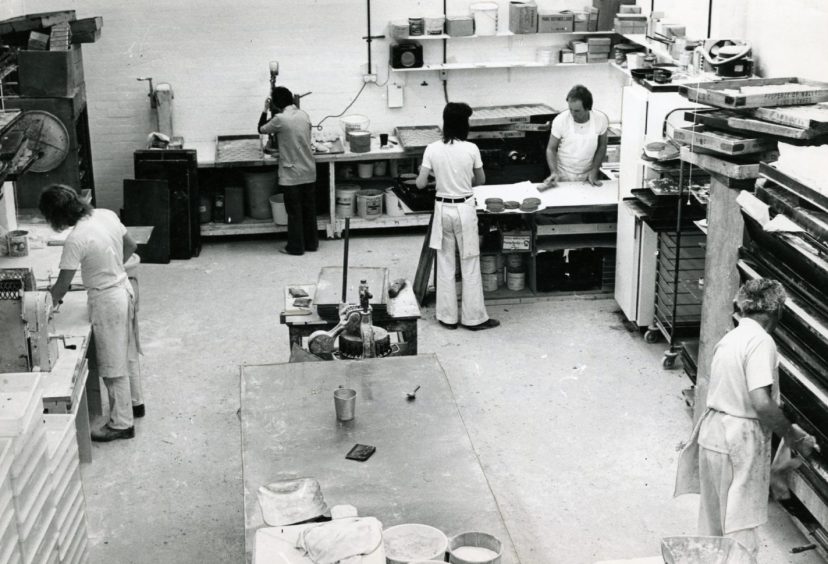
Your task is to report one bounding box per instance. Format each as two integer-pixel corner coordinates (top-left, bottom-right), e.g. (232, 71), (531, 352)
(482, 273), (498, 292)
(480, 255), (498, 274)
(505, 253), (523, 269)
(506, 269), (525, 291)
(7, 230), (29, 257)
(357, 189), (383, 219)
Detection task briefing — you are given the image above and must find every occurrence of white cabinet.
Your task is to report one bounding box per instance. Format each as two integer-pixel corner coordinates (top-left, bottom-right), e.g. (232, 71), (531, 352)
(615, 200), (657, 327)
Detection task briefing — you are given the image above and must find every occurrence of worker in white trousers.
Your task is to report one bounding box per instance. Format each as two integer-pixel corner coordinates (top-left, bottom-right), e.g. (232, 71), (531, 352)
(675, 279), (819, 559)
(417, 102), (499, 331)
(40, 184), (144, 442)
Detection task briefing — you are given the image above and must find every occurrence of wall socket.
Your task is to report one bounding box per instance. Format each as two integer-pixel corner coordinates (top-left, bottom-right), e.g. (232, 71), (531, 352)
(363, 74), (377, 83)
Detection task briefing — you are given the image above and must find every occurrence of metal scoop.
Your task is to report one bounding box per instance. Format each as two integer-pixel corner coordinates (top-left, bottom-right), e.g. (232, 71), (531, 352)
(406, 385), (421, 401)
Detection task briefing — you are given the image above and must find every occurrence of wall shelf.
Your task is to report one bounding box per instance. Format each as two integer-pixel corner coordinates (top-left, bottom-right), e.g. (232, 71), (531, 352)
(390, 61), (614, 73)
(392, 30), (617, 41)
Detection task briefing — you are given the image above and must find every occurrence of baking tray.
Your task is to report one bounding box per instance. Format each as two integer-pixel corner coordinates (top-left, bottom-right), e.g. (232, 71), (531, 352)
(669, 124), (777, 156)
(679, 77), (828, 109)
(683, 110), (826, 141)
(469, 103), (556, 127)
(394, 126), (441, 151)
(751, 103), (828, 131)
(215, 134), (263, 165)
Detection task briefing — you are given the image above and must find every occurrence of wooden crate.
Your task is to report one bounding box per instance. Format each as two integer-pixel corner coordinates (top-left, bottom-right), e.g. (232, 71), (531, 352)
(679, 77), (828, 109)
(670, 124), (777, 156)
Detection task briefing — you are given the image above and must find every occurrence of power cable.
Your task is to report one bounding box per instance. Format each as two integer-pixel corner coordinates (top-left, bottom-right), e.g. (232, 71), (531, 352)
(313, 81), (368, 130)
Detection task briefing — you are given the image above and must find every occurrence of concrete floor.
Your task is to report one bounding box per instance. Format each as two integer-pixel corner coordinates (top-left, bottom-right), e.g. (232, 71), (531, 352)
(80, 231), (822, 564)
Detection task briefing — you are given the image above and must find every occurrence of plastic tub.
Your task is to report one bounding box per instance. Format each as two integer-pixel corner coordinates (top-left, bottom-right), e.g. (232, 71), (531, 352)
(268, 194), (288, 225)
(506, 269), (526, 291)
(425, 15), (445, 35)
(356, 189), (383, 219)
(348, 131), (372, 153)
(341, 114), (370, 133)
(384, 188), (406, 217)
(383, 523), (448, 564)
(389, 20), (410, 39)
(335, 185), (361, 218)
(244, 171), (277, 219)
(357, 163), (374, 178)
(470, 2), (499, 36)
(448, 532), (503, 564)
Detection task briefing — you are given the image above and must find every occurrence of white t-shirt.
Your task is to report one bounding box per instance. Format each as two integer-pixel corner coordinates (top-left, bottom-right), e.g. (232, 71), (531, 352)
(59, 209), (128, 291)
(550, 110), (609, 180)
(706, 317), (778, 418)
(421, 139), (483, 198)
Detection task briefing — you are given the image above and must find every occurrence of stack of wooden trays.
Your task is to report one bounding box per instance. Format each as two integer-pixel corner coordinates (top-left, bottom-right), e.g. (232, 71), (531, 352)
(0, 438), (20, 564)
(0, 373), (58, 564)
(45, 414), (87, 564)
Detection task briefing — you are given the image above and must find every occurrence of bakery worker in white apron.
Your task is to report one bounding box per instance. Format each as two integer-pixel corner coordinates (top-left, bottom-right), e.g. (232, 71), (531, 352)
(674, 279), (819, 559)
(543, 84), (609, 186)
(416, 102), (499, 331)
(40, 184), (144, 442)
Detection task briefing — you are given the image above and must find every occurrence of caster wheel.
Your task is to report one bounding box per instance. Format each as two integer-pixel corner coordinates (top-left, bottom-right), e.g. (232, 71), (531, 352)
(644, 329), (660, 344)
(662, 353), (678, 369)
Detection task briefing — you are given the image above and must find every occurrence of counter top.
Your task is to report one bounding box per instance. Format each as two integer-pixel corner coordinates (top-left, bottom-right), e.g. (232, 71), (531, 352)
(474, 179), (619, 214)
(187, 135), (413, 168)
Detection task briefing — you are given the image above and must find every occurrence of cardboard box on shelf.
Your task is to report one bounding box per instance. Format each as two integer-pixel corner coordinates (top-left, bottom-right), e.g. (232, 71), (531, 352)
(569, 40), (588, 54)
(587, 37), (612, 53)
(560, 49), (574, 63)
(573, 10), (589, 31)
(509, 1), (538, 34)
(574, 53), (588, 64)
(587, 53), (610, 63)
(538, 11), (573, 33)
(619, 5), (642, 13)
(592, 0), (636, 31)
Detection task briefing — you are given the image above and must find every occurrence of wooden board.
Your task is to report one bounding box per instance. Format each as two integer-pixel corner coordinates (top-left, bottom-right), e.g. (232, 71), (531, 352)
(751, 103), (828, 131)
(679, 146), (767, 179)
(679, 77), (828, 109)
(669, 124), (777, 156)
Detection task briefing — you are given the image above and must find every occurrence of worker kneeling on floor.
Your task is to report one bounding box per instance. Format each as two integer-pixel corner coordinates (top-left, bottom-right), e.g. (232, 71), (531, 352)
(39, 184), (145, 443)
(674, 278), (820, 559)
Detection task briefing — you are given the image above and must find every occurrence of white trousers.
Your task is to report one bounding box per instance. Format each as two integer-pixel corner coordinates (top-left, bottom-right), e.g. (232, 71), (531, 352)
(698, 446), (760, 560)
(89, 283), (141, 429)
(436, 205), (488, 326)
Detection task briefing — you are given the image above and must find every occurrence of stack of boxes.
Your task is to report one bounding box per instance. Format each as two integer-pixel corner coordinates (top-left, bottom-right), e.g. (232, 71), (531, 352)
(568, 40), (589, 64)
(591, 0), (636, 31)
(587, 37), (612, 63)
(0, 374), (89, 564)
(538, 9), (573, 33)
(0, 374), (58, 564)
(519, 6), (598, 34)
(46, 414), (88, 564)
(614, 5), (647, 34)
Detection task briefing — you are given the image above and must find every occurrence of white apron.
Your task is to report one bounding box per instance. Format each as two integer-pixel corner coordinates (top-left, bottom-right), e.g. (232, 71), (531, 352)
(87, 280), (140, 378)
(557, 114), (600, 181)
(675, 409), (772, 533)
(428, 198), (479, 259)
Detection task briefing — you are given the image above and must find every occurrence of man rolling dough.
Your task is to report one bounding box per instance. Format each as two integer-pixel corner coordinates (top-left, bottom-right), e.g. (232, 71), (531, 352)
(544, 84), (608, 186)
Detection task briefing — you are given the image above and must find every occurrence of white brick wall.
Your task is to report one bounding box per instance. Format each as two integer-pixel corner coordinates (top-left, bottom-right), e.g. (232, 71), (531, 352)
(16, 0), (628, 209)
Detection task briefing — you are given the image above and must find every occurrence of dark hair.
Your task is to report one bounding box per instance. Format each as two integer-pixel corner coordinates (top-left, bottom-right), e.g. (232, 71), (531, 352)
(38, 184), (92, 231)
(736, 279), (786, 315)
(566, 84), (593, 111)
(271, 86), (294, 111)
(442, 102), (473, 143)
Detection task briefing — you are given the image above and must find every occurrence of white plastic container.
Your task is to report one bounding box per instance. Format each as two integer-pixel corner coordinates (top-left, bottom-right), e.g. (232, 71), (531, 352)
(268, 194), (288, 225)
(425, 15), (446, 35)
(335, 185), (361, 218)
(357, 189), (383, 219)
(506, 269), (526, 291)
(357, 163), (374, 178)
(470, 2), (499, 36)
(384, 188), (406, 217)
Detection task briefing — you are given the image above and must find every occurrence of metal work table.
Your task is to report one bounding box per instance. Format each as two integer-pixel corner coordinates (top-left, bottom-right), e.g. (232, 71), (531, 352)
(279, 280), (420, 356)
(187, 136), (428, 238)
(240, 354), (518, 563)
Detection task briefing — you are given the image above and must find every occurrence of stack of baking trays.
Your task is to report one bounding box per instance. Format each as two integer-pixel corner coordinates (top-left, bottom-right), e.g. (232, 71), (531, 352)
(627, 175), (708, 231)
(737, 163), (828, 551)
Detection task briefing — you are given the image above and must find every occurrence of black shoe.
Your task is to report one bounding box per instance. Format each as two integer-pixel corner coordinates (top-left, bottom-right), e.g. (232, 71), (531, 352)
(133, 404), (145, 418)
(438, 320), (458, 330)
(280, 246), (303, 256)
(464, 319), (500, 331)
(92, 425), (135, 442)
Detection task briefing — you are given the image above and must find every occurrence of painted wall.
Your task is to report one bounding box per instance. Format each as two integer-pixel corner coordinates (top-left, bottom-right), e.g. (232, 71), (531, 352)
(15, 0), (627, 210)
(0, 1), (24, 21)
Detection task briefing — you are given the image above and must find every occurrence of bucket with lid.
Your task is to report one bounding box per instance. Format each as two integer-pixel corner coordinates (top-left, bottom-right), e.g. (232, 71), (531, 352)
(505, 253), (523, 270)
(357, 189), (383, 219)
(482, 273), (498, 292)
(506, 269), (526, 291)
(480, 255), (498, 274)
(244, 170), (277, 219)
(335, 184), (361, 218)
(470, 2), (499, 36)
(384, 187), (405, 217)
(268, 194), (288, 225)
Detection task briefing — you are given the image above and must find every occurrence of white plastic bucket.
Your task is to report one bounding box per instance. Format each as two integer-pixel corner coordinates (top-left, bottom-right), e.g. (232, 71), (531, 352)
(507, 269), (526, 291)
(357, 163), (374, 178)
(425, 15), (446, 35)
(357, 189), (383, 219)
(335, 184), (360, 218)
(482, 273), (498, 292)
(269, 194), (288, 225)
(384, 188), (406, 217)
(471, 2), (498, 36)
(480, 255), (498, 274)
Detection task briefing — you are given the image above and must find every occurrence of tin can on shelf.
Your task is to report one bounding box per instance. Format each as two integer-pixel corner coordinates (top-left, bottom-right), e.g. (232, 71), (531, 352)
(408, 17), (425, 36)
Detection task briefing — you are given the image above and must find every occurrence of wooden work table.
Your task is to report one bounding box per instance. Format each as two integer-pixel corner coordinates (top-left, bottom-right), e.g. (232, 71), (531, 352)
(240, 354), (518, 563)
